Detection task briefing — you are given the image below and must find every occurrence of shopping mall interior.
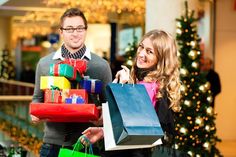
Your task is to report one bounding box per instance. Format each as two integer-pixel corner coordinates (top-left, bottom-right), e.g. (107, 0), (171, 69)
(0, 0), (236, 156)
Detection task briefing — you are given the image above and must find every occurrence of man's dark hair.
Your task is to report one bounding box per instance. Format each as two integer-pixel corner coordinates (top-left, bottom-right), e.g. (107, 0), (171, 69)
(60, 8), (87, 29)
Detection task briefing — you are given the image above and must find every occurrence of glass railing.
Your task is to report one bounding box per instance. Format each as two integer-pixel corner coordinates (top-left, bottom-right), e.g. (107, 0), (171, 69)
(0, 79), (42, 157)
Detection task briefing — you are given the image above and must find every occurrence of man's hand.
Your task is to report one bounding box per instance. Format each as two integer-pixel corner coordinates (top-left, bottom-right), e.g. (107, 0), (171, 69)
(30, 115), (41, 124)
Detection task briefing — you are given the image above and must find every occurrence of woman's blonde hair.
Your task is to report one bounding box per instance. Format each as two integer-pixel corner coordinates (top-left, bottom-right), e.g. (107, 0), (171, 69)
(131, 29), (181, 112)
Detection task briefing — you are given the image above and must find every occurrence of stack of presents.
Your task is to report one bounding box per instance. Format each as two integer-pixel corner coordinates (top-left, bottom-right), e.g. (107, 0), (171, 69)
(30, 59), (102, 122)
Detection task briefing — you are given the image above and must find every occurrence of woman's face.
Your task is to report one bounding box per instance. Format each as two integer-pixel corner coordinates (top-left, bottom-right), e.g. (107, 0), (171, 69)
(136, 38), (157, 69)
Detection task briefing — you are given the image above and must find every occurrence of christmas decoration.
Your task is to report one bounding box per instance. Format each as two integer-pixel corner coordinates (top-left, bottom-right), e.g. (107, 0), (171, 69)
(0, 113), (43, 156)
(174, 1), (222, 156)
(123, 33), (138, 68)
(0, 48), (15, 80)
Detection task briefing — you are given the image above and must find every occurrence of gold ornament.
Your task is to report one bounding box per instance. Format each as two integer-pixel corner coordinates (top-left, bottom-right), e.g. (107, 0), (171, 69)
(195, 117), (204, 126)
(187, 151), (193, 156)
(177, 51), (181, 57)
(204, 82), (211, 90)
(174, 144), (179, 149)
(203, 142), (211, 150)
(190, 41), (196, 47)
(176, 22), (181, 27)
(206, 107), (213, 115)
(188, 50), (198, 60)
(184, 100), (192, 107)
(199, 85), (206, 93)
(126, 60), (133, 66)
(176, 28), (182, 34)
(179, 127), (188, 134)
(207, 96), (213, 103)
(191, 62), (199, 69)
(180, 84), (187, 93)
(180, 68), (189, 77)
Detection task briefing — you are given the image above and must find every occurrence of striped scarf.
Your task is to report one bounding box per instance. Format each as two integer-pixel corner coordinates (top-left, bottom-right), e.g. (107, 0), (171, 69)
(61, 44), (86, 59)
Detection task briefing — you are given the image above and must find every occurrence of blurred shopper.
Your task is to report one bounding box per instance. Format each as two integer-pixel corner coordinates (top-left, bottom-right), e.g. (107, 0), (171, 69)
(201, 57), (221, 108)
(20, 62), (35, 83)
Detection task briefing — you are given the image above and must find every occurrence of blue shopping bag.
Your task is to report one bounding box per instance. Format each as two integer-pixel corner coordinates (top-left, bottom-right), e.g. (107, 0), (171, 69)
(105, 83), (164, 145)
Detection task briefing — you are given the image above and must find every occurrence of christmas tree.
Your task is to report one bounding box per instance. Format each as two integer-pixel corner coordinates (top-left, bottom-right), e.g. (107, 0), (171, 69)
(174, 1), (222, 156)
(0, 48), (15, 80)
(123, 30), (138, 68)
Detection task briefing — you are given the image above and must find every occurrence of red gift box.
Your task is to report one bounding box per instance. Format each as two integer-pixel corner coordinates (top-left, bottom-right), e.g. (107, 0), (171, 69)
(29, 103), (100, 122)
(63, 59), (87, 74)
(44, 89), (62, 103)
(62, 89), (88, 103)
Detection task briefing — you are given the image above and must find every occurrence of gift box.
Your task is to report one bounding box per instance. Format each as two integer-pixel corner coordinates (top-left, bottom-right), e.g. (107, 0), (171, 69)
(40, 76), (71, 90)
(63, 59), (87, 74)
(49, 63), (82, 82)
(29, 103), (100, 122)
(80, 79), (102, 94)
(65, 95), (85, 104)
(62, 89), (88, 103)
(44, 88), (62, 103)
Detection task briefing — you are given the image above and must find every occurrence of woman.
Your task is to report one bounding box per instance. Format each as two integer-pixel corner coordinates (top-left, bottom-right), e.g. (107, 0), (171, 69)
(81, 29), (181, 157)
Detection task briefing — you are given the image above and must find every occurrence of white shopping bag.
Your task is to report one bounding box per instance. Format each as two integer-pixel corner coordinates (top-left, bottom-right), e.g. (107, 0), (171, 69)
(102, 102), (162, 151)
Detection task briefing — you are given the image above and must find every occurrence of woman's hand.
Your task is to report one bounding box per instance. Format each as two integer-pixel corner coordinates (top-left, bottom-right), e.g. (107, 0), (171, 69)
(80, 127), (104, 145)
(113, 65), (130, 84)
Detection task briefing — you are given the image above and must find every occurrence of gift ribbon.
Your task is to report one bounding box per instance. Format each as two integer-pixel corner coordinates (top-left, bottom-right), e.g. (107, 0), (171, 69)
(48, 77), (54, 88)
(72, 95), (78, 104)
(54, 64), (59, 76)
(91, 79), (96, 93)
(65, 59), (87, 74)
(50, 85), (60, 102)
(72, 68), (77, 80)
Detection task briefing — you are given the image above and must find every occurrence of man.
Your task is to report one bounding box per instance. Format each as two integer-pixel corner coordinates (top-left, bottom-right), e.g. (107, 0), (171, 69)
(202, 57), (221, 108)
(31, 8), (112, 156)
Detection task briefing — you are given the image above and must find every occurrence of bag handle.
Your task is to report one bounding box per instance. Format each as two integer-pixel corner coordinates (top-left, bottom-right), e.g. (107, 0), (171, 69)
(71, 135), (94, 155)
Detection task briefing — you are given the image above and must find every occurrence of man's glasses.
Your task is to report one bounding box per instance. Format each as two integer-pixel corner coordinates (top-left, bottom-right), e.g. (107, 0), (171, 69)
(60, 27), (87, 33)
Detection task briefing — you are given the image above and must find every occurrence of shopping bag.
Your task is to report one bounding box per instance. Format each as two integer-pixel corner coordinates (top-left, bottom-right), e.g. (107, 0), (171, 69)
(58, 138), (100, 157)
(103, 102), (162, 151)
(105, 83), (164, 146)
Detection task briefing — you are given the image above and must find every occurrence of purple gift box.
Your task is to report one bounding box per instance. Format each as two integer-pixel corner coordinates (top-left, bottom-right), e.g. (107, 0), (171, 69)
(80, 79), (102, 94)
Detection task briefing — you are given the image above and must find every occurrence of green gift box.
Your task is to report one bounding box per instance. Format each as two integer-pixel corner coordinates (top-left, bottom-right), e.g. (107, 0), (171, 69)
(50, 63), (82, 82)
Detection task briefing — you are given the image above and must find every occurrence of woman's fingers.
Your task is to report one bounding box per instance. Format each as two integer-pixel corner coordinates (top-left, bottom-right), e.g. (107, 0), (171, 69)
(121, 65), (130, 73)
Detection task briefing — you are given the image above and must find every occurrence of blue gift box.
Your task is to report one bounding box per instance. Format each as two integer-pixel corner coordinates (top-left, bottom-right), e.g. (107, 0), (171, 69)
(80, 79), (102, 94)
(65, 96), (85, 104)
